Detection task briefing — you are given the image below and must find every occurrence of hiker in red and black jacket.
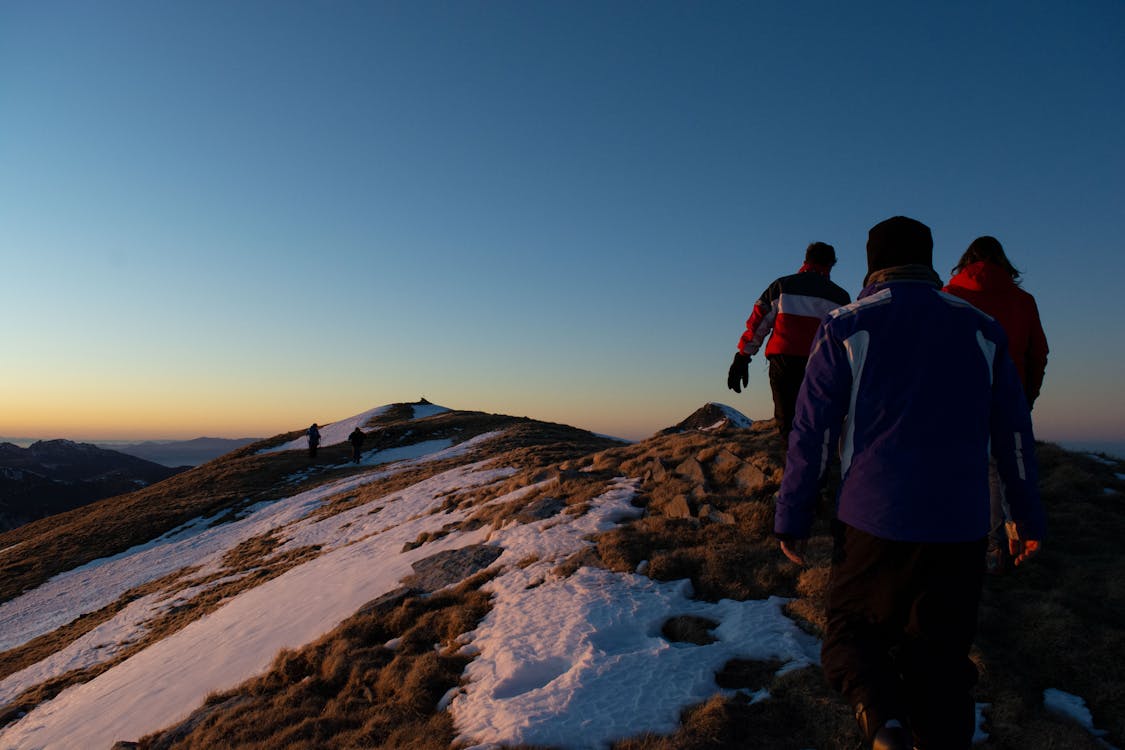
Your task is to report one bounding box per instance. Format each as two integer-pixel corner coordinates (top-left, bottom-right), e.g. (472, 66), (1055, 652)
(727, 242), (851, 442)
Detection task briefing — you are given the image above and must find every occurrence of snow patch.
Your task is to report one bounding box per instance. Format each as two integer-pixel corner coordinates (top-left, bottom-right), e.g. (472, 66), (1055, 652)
(450, 568), (818, 749)
(449, 479), (818, 749)
(1044, 688), (1116, 746)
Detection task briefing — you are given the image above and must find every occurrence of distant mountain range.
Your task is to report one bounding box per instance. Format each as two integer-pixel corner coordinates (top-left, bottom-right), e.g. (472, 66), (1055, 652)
(0, 440), (186, 532)
(98, 437), (260, 467)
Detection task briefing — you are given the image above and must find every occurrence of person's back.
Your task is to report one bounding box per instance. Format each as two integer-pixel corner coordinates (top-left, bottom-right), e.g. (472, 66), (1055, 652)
(728, 241), (851, 442)
(944, 237), (1048, 407)
(780, 277), (1040, 542)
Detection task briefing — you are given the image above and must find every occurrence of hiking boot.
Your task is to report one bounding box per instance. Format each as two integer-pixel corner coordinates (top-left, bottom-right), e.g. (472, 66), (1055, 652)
(872, 722), (911, 750)
(856, 703), (911, 749)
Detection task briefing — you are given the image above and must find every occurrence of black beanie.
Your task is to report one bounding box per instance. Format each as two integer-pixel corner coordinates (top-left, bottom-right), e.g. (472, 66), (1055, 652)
(866, 216), (933, 275)
(805, 242), (836, 266)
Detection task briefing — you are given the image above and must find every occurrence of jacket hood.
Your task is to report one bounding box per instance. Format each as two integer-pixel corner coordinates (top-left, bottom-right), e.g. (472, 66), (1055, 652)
(947, 260), (1016, 292)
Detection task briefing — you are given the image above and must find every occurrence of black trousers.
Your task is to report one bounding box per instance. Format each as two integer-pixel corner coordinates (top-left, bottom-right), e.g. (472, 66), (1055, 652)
(821, 523), (987, 750)
(767, 354), (808, 442)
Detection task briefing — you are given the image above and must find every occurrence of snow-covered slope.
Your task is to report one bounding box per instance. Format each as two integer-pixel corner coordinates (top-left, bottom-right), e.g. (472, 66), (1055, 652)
(0, 403), (819, 750)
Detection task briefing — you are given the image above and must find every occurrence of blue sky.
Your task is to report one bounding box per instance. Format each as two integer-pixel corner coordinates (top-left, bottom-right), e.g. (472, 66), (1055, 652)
(1, 1), (1122, 443)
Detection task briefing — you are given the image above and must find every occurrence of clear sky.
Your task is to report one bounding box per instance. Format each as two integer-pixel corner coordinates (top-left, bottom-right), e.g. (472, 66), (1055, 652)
(2, 1), (1122, 443)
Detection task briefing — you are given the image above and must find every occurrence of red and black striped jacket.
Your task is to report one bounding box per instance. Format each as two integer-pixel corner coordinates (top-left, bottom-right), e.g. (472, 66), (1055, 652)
(737, 263), (851, 358)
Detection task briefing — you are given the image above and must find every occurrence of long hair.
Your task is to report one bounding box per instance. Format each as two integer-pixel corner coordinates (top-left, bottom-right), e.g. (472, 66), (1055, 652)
(952, 236), (1021, 283)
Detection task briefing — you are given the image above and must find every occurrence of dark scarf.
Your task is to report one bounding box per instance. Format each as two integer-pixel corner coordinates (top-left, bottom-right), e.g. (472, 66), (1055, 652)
(864, 264), (942, 289)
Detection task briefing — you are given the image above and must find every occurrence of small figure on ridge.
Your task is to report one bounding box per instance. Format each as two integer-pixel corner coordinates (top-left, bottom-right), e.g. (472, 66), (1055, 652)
(307, 423), (320, 459)
(348, 427), (366, 464)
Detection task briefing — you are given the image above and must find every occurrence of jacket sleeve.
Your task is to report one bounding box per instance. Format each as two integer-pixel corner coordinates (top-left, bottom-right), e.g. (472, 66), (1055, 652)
(774, 322), (852, 539)
(737, 282), (778, 356)
(990, 324), (1047, 539)
(1023, 298), (1048, 408)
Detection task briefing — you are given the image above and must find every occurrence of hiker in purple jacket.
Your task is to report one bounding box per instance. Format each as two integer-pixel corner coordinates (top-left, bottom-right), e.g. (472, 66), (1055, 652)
(773, 216), (1046, 750)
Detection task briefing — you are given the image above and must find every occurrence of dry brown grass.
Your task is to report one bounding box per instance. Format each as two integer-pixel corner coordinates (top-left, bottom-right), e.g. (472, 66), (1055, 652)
(610, 666), (856, 750)
(969, 443), (1125, 748)
(136, 571), (498, 750)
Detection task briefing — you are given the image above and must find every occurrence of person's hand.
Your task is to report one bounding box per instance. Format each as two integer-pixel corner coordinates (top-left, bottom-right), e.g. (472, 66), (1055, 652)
(1009, 537), (1041, 567)
(779, 539), (808, 566)
(727, 352), (750, 393)
(1005, 521), (1042, 567)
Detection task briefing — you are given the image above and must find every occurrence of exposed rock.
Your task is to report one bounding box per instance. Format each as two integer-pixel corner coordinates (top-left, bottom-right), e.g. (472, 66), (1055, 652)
(656, 494), (693, 520)
(402, 544), (504, 592)
(709, 449), (746, 484)
(356, 587), (412, 618)
(674, 456), (707, 485)
(699, 504), (736, 525)
(515, 496), (566, 524)
(735, 462), (768, 493)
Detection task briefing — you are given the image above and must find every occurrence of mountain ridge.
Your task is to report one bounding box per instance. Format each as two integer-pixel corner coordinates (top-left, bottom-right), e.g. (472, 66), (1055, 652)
(0, 441), (187, 533)
(0, 400), (1121, 750)
(98, 438), (262, 468)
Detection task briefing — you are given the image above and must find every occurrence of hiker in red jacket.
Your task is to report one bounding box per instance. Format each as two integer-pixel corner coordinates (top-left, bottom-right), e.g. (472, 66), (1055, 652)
(944, 236), (1048, 407)
(944, 236), (1049, 572)
(727, 242), (851, 442)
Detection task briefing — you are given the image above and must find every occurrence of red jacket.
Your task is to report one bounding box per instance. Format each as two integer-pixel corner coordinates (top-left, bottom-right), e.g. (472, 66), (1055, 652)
(738, 263), (851, 358)
(943, 261), (1048, 406)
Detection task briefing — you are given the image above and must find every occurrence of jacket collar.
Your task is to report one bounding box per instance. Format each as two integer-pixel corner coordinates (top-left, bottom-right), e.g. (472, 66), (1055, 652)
(860, 264), (942, 298)
(799, 261), (833, 278)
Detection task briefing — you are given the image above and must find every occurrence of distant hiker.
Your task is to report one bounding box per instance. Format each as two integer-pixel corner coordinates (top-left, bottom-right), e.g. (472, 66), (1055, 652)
(944, 236), (1049, 573)
(348, 427), (365, 463)
(307, 424), (320, 458)
(727, 242), (850, 442)
(773, 217), (1046, 750)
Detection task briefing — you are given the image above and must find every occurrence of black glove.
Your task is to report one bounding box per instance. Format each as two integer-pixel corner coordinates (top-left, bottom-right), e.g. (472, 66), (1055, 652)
(727, 352), (750, 393)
